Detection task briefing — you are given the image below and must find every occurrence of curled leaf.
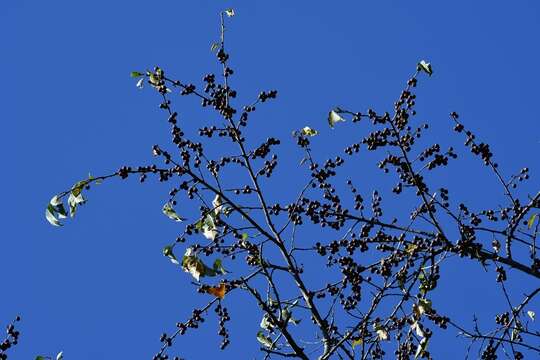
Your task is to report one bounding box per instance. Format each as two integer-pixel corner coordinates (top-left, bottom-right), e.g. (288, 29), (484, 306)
(68, 192), (86, 218)
(202, 214), (218, 240)
(528, 310), (535, 321)
(212, 194), (223, 215)
(415, 338), (429, 358)
(71, 180), (87, 197)
(56, 351), (64, 360)
(417, 298), (432, 316)
(225, 8), (235, 17)
(280, 308), (300, 325)
(418, 60), (433, 76)
(46, 205), (62, 226)
(301, 126), (318, 136)
(181, 249), (207, 281)
(46, 196), (67, 226)
(163, 245), (179, 265)
(162, 202), (185, 222)
(149, 68), (163, 88)
(50, 195), (62, 207)
(328, 110), (345, 128)
(260, 314), (275, 332)
(256, 331), (274, 349)
(411, 322), (426, 338)
(136, 78), (144, 89)
(528, 214), (537, 229)
(181, 248), (225, 280)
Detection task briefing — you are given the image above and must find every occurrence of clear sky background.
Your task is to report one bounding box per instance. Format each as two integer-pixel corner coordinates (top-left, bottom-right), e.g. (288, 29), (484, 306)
(2, 1), (540, 359)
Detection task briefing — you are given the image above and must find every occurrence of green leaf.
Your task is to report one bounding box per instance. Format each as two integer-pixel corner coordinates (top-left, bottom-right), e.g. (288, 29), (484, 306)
(301, 126), (318, 136)
(528, 213), (537, 229)
(212, 259), (227, 274)
(149, 72), (160, 87)
(418, 270), (430, 295)
(131, 71), (144, 78)
(212, 194), (223, 215)
(162, 202), (185, 222)
(163, 245), (179, 265)
(49, 196), (68, 220)
(71, 180), (87, 197)
(267, 297), (278, 308)
(182, 249), (207, 281)
(280, 308), (300, 325)
(256, 331), (274, 349)
(280, 308), (291, 323)
(50, 195), (62, 207)
(278, 300), (301, 326)
(225, 8), (235, 17)
(222, 206), (233, 217)
(328, 110), (345, 129)
(46, 197), (66, 227)
(260, 314), (275, 332)
(202, 214), (218, 240)
(55, 204), (68, 219)
(35, 356), (46, 360)
(46, 206), (61, 226)
(417, 298), (432, 316)
(418, 60), (433, 76)
(241, 233), (249, 241)
(68, 192), (86, 218)
(181, 248), (224, 280)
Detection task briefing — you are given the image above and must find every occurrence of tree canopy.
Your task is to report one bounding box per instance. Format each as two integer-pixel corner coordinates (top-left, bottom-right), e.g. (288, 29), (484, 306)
(3, 2), (540, 360)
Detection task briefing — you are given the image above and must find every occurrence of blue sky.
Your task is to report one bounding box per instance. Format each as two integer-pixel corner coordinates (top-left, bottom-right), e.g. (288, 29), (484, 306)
(2, 1), (540, 359)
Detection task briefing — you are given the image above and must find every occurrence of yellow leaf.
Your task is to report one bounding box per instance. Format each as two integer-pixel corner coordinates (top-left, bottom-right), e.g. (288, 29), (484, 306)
(528, 214), (537, 229)
(351, 338), (363, 349)
(405, 243), (418, 255)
